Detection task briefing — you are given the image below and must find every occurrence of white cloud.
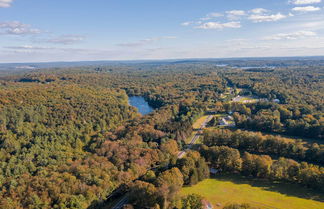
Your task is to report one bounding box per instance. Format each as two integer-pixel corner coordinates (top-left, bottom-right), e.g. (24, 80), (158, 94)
(197, 21), (241, 29)
(226, 10), (246, 20)
(4, 45), (54, 50)
(117, 36), (176, 47)
(182, 13), (224, 26)
(1, 45), (114, 59)
(181, 21), (193, 26)
(208, 12), (223, 17)
(200, 12), (223, 21)
(250, 8), (268, 14)
(292, 6), (321, 12)
(226, 10), (246, 16)
(263, 30), (317, 40)
(248, 13), (287, 22)
(0, 21), (41, 35)
(302, 20), (324, 28)
(46, 35), (85, 45)
(3, 37), (324, 63)
(290, 0), (321, 5)
(0, 0), (13, 8)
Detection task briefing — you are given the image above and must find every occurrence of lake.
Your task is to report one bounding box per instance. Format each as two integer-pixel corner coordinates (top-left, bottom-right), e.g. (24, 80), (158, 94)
(128, 96), (154, 115)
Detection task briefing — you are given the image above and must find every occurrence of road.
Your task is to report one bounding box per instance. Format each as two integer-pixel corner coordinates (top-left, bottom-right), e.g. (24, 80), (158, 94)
(178, 115), (212, 158)
(111, 115), (213, 209)
(111, 196), (128, 209)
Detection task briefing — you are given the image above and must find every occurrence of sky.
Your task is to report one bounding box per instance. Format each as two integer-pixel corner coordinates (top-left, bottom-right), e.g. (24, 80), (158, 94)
(1, 0), (324, 63)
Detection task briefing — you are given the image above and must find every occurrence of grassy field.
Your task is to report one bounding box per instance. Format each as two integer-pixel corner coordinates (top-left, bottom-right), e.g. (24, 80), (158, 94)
(232, 95), (260, 103)
(192, 115), (210, 129)
(190, 114), (216, 144)
(190, 114), (235, 144)
(181, 175), (324, 209)
(192, 114), (228, 130)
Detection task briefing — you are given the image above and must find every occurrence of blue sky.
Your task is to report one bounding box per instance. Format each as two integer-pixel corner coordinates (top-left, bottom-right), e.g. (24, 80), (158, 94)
(1, 0), (324, 63)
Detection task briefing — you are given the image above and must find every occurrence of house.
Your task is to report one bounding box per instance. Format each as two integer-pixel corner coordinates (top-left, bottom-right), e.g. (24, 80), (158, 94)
(205, 202), (213, 209)
(219, 118), (229, 126)
(273, 99), (280, 103)
(210, 168), (218, 174)
(225, 116), (233, 120)
(202, 200), (214, 209)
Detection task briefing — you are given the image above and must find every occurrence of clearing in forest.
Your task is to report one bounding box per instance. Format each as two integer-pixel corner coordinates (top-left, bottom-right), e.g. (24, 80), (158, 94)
(181, 176), (324, 209)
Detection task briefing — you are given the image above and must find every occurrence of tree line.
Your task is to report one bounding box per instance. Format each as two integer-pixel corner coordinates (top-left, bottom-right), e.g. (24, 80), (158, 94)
(199, 145), (324, 192)
(203, 129), (324, 165)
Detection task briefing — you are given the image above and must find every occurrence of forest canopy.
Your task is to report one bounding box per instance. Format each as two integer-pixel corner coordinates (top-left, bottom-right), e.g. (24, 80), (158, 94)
(0, 61), (323, 209)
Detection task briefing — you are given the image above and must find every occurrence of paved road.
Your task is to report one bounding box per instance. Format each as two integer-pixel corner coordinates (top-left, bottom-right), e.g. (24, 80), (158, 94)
(111, 115), (213, 209)
(178, 131), (200, 158)
(111, 196), (128, 209)
(178, 115), (213, 158)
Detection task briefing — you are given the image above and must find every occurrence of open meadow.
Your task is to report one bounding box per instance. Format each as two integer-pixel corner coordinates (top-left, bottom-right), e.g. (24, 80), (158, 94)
(181, 175), (324, 209)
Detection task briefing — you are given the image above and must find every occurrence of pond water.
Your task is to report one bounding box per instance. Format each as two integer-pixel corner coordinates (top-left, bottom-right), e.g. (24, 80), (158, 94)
(128, 96), (154, 115)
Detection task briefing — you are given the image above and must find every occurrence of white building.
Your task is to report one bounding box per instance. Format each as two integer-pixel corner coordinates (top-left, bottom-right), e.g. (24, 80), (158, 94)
(273, 99), (280, 103)
(219, 118), (229, 126)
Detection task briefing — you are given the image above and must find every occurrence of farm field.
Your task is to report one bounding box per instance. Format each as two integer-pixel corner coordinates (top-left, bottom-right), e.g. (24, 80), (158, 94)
(181, 175), (324, 209)
(232, 95), (261, 103)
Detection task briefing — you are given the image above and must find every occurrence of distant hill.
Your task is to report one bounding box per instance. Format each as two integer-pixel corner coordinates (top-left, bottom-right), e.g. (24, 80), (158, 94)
(1, 56), (324, 71)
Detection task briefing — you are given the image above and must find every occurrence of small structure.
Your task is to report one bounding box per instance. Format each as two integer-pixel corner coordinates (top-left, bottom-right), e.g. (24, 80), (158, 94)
(202, 200), (214, 209)
(225, 116), (233, 120)
(219, 118), (229, 126)
(206, 202), (213, 209)
(210, 168), (218, 174)
(273, 99), (280, 103)
(259, 98), (269, 102)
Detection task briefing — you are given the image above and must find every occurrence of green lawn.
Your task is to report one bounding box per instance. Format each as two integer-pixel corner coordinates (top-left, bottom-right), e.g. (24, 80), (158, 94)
(189, 114), (214, 144)
(232, 95), (260, 103)
(192, 115), (210, 129)
(181, 175), (324, 209)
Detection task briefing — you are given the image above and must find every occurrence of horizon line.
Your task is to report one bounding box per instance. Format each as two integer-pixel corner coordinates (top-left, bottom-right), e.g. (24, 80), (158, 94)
(1, 55), (324, 65)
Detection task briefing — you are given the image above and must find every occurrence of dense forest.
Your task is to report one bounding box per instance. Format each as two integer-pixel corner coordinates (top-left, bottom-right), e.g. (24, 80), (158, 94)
(0, 61), (323, 208)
